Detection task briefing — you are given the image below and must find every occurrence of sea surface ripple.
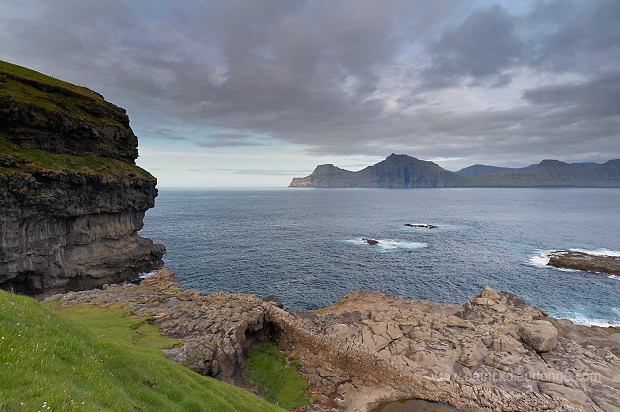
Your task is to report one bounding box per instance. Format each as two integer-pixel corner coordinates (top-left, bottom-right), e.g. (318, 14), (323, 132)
(141, 188), (620, 327)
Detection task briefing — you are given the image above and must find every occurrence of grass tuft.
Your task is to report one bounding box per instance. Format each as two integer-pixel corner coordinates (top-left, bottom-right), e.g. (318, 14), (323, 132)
(243, 342), (314, 410)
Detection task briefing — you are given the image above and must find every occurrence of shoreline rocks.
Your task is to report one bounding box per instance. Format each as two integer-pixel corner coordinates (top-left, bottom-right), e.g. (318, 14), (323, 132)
(51, 270), (620, 412)
(548, 251), (620, 276)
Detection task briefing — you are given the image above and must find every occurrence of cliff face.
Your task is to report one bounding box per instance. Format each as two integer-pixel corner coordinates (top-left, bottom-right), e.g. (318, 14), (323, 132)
(290, 154), (620, 188)
(0, 61), (165, 296)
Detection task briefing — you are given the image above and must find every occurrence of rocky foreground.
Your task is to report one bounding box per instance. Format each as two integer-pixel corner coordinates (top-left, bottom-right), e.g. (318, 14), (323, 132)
(53, 269), (620, 412)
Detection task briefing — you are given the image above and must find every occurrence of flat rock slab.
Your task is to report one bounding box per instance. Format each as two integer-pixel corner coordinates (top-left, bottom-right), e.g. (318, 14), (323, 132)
(548, 251), (620, 275)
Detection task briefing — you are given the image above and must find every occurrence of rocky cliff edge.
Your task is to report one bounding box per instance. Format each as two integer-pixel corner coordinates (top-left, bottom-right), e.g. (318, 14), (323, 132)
(0, 61), (165, 296)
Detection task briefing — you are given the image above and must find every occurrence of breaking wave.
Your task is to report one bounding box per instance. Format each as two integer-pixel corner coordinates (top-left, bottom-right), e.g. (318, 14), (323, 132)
(528, 248), (620, 272)
(345, 238), (428, 252)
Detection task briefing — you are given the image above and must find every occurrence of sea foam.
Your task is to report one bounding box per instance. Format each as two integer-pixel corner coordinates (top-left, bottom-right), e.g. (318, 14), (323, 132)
(345, 239), (428, 252)
(557, 313), (620, 328)
(528, 248), (620, 272)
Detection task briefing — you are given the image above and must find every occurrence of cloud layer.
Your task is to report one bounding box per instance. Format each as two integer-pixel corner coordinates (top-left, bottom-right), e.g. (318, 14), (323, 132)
(1, 0), (619, 171)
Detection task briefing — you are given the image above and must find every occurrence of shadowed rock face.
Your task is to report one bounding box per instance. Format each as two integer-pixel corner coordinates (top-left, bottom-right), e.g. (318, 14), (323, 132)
(548, 251), (620, 276)
(0, 61), (164, 296)
(55, 271), (620, 412)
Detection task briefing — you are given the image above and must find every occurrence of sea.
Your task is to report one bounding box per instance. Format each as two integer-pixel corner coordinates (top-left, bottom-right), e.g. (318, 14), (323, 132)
(140, 188), (620, 327)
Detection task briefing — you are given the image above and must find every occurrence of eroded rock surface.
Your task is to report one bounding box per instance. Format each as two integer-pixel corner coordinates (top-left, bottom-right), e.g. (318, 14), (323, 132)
(53, 270), (620, 412)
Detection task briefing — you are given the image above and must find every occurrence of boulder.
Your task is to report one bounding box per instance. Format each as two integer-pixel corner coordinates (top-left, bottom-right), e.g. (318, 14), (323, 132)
(262, 294), (284, 309)
(519, 320), (558, 352)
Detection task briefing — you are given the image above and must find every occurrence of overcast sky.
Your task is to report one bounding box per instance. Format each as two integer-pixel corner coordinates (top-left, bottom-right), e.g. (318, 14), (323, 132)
(1, 1), (619, 187)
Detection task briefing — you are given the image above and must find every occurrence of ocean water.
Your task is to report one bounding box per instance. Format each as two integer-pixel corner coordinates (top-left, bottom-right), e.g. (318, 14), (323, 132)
(140, 188), (620, 327)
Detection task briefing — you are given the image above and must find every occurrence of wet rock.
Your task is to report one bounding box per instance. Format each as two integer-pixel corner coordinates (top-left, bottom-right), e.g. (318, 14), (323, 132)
(548, 251), (620, 275)
(404, 223), (438, 229)
(362, 238), (379, 245)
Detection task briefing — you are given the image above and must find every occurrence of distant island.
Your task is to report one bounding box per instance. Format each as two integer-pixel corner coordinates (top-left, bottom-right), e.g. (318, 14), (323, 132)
(289, 153), (620, 188)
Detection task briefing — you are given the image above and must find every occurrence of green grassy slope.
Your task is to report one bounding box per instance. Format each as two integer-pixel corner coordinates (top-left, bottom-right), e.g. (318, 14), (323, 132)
(243, 342), (314, 410)
(0, 135), (153, 180)
(0, 290), (285, 412)
(0, 60), (123, 127)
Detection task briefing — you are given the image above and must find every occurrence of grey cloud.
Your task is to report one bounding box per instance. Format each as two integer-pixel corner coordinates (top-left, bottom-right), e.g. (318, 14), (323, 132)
(229, 169), (308, 176)
(420, 5), (523, 88)
(195, 141), (269, 148)
(0, 1), (618, 167)
(188, 168), (305, 176)
(522, 0), (620, 74)
(523, 71), (620, 118)
(208, 133), (249, 139)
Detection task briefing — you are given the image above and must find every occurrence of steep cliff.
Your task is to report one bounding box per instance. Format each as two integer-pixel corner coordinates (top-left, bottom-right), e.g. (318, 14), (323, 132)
(0, 61), (165, 296)
(290, 154), (620, 188)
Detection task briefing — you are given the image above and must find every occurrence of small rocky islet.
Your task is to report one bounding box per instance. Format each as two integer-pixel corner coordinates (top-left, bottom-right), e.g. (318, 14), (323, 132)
(547, 251), (620, 276)
(2, 62), (620, 411)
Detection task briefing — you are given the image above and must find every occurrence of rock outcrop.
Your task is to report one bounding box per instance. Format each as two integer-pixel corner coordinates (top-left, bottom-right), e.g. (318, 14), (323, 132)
(548, 251), (620, 276)
(53, 270), (620, 412)
(0, 61), (164, 296)
(289, 155), (620, 188)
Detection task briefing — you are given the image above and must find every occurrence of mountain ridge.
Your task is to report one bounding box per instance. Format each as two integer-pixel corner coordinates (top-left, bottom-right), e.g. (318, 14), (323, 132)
(290, 154), (620, 188)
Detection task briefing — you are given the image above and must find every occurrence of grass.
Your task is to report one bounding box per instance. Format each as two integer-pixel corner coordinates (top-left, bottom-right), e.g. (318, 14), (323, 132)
(0, 135), (154, 181)
(243, 342), (314, 410)
(0, 290), (285, 412)
(0, 60), (123, 127)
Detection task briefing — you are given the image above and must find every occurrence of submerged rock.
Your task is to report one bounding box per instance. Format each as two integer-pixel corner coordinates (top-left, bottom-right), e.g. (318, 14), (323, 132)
(363, 238), (380, 245)
(548, 250), (620, 275)
(404, 223), (438, 229)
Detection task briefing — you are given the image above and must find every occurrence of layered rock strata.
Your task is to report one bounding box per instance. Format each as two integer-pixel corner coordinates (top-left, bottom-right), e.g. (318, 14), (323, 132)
(0, 61), (164, 296)
(54, 270), (620, 412)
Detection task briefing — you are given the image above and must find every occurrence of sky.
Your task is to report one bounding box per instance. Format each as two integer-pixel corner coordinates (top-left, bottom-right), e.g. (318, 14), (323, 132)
(1, 0), (619, 187)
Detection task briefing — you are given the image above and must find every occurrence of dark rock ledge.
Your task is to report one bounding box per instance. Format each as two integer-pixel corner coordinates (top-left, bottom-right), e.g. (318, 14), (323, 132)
(52, 270), (620, 412)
